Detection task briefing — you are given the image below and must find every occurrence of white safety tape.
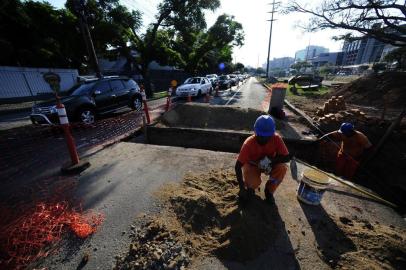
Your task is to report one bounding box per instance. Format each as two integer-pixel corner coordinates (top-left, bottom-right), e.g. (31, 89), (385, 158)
(57, 107), (69, 125)
(141, 91), (146, 101)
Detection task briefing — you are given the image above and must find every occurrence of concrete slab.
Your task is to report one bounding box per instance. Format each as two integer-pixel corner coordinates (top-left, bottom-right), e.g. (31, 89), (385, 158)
(37, 142), (405, 270)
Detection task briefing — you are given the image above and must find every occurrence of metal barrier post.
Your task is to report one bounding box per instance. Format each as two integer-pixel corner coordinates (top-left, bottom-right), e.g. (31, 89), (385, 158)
(141, 90), (150, 124)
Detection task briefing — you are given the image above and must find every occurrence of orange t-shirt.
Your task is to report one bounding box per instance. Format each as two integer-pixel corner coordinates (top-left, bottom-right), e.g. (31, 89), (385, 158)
(237, 134), (289, 165)
(339, 131), (372, 159)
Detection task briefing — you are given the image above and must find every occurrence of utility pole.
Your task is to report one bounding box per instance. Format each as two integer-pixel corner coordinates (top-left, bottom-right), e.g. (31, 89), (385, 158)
(75, 0), (102, 78)
(266, 0), (279, 79)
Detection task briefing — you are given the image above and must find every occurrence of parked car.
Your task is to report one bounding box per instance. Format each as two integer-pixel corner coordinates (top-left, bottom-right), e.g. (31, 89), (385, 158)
(228, 74), (239, 86)
(238, 74), (245, 83)
(217, 75), (231, 89)
(175, 77), (212, 97)
(206, 74), (218, 87)
(288, 75), (323, 87)
(30, 76), (142, 125)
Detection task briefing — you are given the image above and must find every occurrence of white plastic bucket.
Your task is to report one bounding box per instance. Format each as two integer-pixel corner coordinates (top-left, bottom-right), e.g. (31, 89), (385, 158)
(297, 168), (330, 205)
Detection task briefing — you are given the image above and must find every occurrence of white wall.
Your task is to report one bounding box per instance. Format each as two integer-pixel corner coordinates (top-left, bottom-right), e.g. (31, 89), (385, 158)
(0, 66), (78, 99)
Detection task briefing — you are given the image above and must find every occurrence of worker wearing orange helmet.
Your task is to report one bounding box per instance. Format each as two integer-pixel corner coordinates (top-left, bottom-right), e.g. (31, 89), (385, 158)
(235, 115), (290, 204)
(319, 122), (372, 179)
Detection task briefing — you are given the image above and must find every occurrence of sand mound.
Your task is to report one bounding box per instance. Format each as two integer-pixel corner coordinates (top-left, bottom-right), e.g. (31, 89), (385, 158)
(334, 218), (406, 269)
(115, 170), (406, 269)
(166, 170), (278, 261)
(161, 103), (265, 131)
(329, 72), (406, 109)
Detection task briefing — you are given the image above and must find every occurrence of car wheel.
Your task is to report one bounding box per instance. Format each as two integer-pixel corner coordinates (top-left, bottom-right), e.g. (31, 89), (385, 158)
(78, 108), (95, 125)
(132, 96), (143, 111)
(198, 90), (202, 97)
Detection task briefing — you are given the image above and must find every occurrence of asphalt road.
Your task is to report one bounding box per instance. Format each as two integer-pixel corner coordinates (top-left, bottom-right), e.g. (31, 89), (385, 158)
(210, 77), (268, 110)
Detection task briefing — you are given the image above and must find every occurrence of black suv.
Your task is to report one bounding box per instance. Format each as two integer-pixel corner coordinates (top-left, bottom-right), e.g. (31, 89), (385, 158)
(30, 77), (143, 125)
(217, 75), (231, 89)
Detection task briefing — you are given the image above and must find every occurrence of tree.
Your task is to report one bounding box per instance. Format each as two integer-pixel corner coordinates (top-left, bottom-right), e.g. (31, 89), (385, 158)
(285, 0), (406, 46)
(129, 0), (221, 96)
(0, 0), (86, 68)
(178, 14), (244, 75)
(384, 47), (406, 69)
(290, 61), (312, 72)
(235, 62), (245, 72)
(256, 67), (265, 74)
(319, 63), (334, 75)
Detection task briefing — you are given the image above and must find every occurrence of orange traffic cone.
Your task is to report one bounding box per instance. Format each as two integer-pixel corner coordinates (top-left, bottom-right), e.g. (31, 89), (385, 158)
(204, 92), (210, 103)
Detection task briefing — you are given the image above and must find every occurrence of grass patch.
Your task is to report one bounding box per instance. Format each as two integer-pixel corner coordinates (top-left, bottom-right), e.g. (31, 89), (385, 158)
(149, 91), (168, 100)
(286, 84), (330, 97)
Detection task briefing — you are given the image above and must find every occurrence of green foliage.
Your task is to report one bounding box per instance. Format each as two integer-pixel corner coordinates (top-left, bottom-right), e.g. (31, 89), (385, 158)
(318, 63), (334, 75)
(0, 0), (244, 96)
(256, 67), (265, 74)
(290, 61), (312, 72)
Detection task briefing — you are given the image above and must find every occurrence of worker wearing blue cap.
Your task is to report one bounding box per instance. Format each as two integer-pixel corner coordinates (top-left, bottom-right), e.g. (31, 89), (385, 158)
(319, 122), (372, 179)
(235, 115), (290, 204)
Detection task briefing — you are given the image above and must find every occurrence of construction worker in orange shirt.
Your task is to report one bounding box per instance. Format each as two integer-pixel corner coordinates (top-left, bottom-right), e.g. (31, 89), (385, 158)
(235, 115), (290, 204)
(318, 122), (372, 179)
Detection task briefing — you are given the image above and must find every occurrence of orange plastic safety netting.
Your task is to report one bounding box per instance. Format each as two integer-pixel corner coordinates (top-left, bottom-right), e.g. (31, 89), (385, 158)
(0, 177), (104, 269)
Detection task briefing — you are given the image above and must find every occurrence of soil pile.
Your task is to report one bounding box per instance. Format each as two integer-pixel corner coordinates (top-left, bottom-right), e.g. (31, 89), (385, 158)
(329, 72), (406, 109)
(164, 169), (278, 262)
(115, 170), (406, 269)
(334, 217), (406, 270)
(161, 103), (265, 131)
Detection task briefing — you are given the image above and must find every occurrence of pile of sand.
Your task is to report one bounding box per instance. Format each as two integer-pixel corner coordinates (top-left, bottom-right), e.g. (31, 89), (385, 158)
(115, 170), (406, 269)
(161, 103), (265, 131)
(334, 217), (406, 269)
(329, 72), (406, 109)
(161, 169), (278, 262)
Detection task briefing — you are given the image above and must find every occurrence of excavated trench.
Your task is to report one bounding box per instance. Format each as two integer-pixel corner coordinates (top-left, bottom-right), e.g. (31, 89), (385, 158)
(142, 103), (318, 162)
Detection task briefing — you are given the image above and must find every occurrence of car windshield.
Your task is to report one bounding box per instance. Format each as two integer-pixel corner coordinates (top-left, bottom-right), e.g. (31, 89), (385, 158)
(185, 77), (201, 84)
(219, 76), (228, 80)
(69, 82), (96, 96)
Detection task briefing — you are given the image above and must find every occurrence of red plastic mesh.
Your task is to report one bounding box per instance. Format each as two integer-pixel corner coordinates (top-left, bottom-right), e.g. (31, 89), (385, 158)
(0, 178), (104, 269)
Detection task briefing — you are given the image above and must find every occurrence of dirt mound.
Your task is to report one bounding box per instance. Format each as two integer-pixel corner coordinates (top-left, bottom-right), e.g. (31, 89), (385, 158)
(334, 217), (406, 270)
(329, 72), (406, 109)
(165, 170), (278, 261)
(161, 103), (265, 131)
(115, 170), (406, 269)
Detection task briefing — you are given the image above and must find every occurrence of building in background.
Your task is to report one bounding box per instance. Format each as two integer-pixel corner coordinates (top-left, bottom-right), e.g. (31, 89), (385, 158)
(268, 57), (295, 70)
(311, 52), (344, 68)
(295, 46), (329, 61)
(341, 37), (385, 65)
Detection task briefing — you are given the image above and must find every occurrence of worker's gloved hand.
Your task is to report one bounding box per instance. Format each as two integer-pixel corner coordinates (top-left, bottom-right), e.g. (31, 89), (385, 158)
(258, 157), (272, 175)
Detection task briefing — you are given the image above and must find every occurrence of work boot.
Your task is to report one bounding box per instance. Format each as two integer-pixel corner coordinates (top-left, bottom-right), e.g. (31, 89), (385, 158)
(264, 189), (275, 205)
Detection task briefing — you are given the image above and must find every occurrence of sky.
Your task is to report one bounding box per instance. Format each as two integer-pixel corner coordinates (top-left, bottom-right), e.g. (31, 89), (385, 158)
(45, 0), (345, 67)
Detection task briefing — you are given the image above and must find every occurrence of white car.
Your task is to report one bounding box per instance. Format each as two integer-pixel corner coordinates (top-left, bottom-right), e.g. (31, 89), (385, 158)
(206, 74), (218, 86)
(176, 77), (212, 97)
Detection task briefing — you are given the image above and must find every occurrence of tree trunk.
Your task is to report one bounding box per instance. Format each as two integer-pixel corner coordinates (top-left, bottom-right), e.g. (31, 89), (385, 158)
(141, 65), (153, 98)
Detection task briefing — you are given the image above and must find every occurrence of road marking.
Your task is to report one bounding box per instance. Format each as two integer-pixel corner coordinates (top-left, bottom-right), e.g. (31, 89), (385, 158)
(225, 84), (243, 105)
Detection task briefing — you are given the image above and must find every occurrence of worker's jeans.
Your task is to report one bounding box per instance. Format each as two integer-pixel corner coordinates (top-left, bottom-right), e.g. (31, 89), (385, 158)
(336, 152), (359, 179)
(242, 163), (288, 193)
